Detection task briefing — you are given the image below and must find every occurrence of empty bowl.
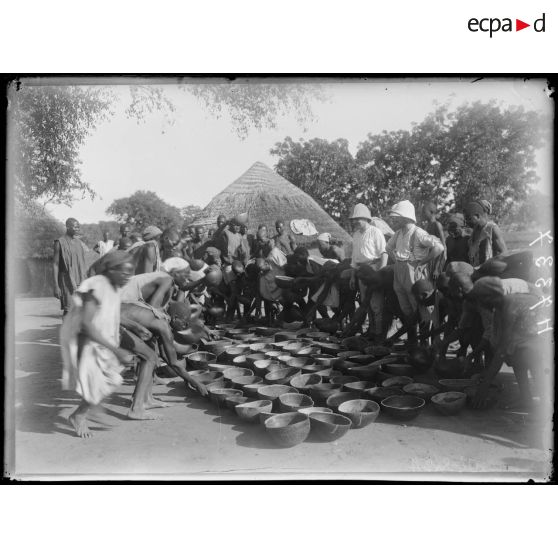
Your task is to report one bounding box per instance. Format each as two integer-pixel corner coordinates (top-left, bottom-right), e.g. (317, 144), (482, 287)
(344, 381), (377, 395)
(301, 364), (329, 373)
(403, 382), (440, 401)
(297, 406), (333, 417)
(439, 378), (476, 391)
(188, 370), (224, 386)
(294, 346), (317, 357)
(235, 399), (273, 423)
(287, 357), (315, 369)
(252, 359), (275, 377)
(264, 367), (301, 385)
(249, 342), (274, 353)
(338, 399), (381, 428)
(231, 375), (264, 391)
(225, 394), (251, 410)
(274, 331), (299, 342)
(337, 351), (361, 359)
(208, 387), (243, 406)
(187, 351), (217, 370)
(381, 395), (425, 420)
(308, 383), (343, 403)
(284, 341), (311, 355)
(224, 346), (251, 362)
(305, 331), (330, 341)
(364, 386), (403, 404)
(290, 373), (322, 393)
(258, 410), (278, 424)
(382, 376), (414, 388)
(347, 354), (379, 366)
(311, 355), (335, 367)
(265, 350), (289, 360)
(232, 355), (248, 366)
(257, 385), (299, 405)
(223, 367), (253, 382)
(431, 391), (467, 415)
(264, 412), (311, 447)
(309, 412), (352, 441)
(278, 393), (314, 413)
(326, 392), (360, 411)
(245, 353), (268, 369)
(208, 363), (233, 373)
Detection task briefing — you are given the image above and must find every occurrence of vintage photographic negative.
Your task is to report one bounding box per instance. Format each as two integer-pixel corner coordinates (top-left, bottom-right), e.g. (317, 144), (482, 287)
(4, 77), (554, 480)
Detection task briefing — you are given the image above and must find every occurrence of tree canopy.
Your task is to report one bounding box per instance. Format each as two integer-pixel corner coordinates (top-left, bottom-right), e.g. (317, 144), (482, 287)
(107, 190), (182, 232)
(180, 204), (203, 226)
(272, 101), (547, 226)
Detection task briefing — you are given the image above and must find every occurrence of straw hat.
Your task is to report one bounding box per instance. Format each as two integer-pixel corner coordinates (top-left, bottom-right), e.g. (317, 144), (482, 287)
(389, 200), (416, 223)
(349, 203), (372, 221)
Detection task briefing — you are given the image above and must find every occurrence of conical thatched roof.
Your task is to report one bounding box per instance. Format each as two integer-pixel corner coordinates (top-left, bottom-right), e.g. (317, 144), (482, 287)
(192, 162), (352, 246)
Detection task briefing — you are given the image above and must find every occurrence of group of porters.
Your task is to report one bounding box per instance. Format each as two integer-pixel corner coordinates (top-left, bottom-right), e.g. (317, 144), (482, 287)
(52, 198), (550, 438)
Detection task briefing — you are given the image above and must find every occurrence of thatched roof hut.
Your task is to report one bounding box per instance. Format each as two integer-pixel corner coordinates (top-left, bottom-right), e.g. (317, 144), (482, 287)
(192, 162), (352, 246)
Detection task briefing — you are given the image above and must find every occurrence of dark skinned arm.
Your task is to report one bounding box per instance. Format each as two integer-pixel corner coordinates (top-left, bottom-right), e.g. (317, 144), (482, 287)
(52, 240), (61, 299)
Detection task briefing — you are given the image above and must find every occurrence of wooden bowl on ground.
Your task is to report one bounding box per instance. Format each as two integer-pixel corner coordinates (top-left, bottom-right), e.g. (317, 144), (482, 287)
(274, 331), (299, 342)
(252, 359), (275, 377)
(364, 386), (403, 404)
(301, 364), (329, 374)
(431, 391), (467, 415)
(308, 383), (343, 404)
(235, 399), (273, 423)
(265, 367), (301, 385)
(231, 375), (264, 393)
(245, 353), (268, 369)
(249, 342), (274, 353)
(187, 351), (217, 371)
(347, 354), (379, 366)
(314, 342), (343, 356)
(326, 392), (360, 412)
(382, 376), (414, 388)
(338, 399), (381, 429)
(188, 370), (224, 386)
(264, 413), (311, 447)
(309, 412), (352, 441)
(223, 367), (253, 382)
(290, 373), (322, 393)
(403, 382), (440, 401)
(278, 393), (314, 413)
(265, 350), (289, 360)
(225, 394), (251, 410)
(257, 385), (299, 407)
(208, 387), (243, 406)
(297, 406), (333, 417)
(207, 363), (233, 373)
(344, 381), (377, 396)
(258, 410), (278, 425)
(381, 395), (425, 421)
(287, 357), (315, 369)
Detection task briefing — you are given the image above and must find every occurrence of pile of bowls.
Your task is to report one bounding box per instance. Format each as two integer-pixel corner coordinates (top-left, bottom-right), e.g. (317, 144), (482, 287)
(264, 412), (310, 447)
(381, 395), (425, 421)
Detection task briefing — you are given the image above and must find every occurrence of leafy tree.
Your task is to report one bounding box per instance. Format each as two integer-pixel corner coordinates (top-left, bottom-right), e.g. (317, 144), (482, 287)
(107, 190), (182, 232)
(180, 204), (202, 226)
(79, 220), (121, 247)
(271, 137), (362, 227)
(8, 84), (113, 208)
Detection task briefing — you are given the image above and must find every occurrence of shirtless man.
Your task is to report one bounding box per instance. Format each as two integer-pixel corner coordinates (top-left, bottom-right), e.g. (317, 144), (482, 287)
(129, 225), (163, 274)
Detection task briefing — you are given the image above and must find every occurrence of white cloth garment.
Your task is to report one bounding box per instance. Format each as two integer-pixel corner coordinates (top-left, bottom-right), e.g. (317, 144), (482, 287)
(351, 223), (386, 268)
(386, 224), (443, 263)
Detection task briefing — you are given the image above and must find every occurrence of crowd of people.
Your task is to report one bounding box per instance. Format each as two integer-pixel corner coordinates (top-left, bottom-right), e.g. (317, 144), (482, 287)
(53, 197), (549, 438)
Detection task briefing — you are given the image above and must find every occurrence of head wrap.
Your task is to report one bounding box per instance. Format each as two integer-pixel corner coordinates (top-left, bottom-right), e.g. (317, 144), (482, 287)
(447, 213), (465, 227)
(142, 225), (163, 241)
(465, 200), (492, 216)
(445, 261), (474, 278)
(95, 250), (133, 274)
(161, 257), (190, 274)
(389, 200), (417, 223)
(317, 232), (331, 243)
(470, 276), (505, 300)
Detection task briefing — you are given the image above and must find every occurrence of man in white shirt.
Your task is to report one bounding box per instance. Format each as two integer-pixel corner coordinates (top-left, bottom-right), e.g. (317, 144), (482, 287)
(386, 200), (444, 344)
(95, 231), (115, 256)
(348, 203), (388, 339)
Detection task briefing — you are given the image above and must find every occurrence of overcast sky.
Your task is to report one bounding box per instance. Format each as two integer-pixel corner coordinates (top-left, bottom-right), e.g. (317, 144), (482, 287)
(47, 78), (553, 224)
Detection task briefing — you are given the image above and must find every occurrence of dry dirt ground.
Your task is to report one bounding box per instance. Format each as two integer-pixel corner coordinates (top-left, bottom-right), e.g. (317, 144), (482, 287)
(7, 297), (553, 481)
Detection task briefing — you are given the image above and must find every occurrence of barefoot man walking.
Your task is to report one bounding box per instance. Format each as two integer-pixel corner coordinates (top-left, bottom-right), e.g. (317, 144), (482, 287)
(60, 251), (136, 438)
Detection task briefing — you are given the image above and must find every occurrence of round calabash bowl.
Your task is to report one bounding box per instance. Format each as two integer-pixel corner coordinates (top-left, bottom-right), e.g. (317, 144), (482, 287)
(232, 355), (248, 366)
(208, 363), (233, 374)
(208, 387), (243, 406)
(326, 392), (359, 412)
(295, 346), (319, 357)
(290, 373), (322, 393)
(309, 412), (352, 442)
(364, 386), (404, 404)
(187, 351), (217, 371)
(224, 346), (251, 363)
(225, 394), (251, 410)
(235, 399), (273, 423)
(264, 412), (311, 448)
(278, 393), (314, 413)
(301, 363), (329, 374)
(265, 350), (289, 360)
(202, 339), (233, 356)
(438, 378), (476, 392)
(309, 383), (343, 404)
(245, 353), (268, 369)
(284, 341), (311, 355)
(382, 376), (414, 389)
(287, 357), (315, 369)
(258, 410), (278, 425)
(344, 381), (377, 395)
(257, 384), (299, 405)
(252, 359), (275, 377)
(265, 367), (301, 385)
(431, 391), (467, 415)
(297, 406), (333, 417)
(188, 370), (224, 386)
(222, 367), (253, 382)
(338, 399), (381, 429)
(347, 354), (379, 366)
(403, 382), (440, 401)
(381, 395), (425, 421)
(231, 375), (264, 394)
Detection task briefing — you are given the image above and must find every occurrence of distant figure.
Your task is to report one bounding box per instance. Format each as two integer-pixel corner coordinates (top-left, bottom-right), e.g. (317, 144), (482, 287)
(220, 215), (245, 265)
(421, 201), (446, 280)
(129, 225), (163, 274)
(160, 227), (183, 261)
(445, 213), (470, 265)
(186, 226), (207, 260)
(211, 214), (228, 249)
(465, 199), (507, 266)
(119, 223), (131, 241)
(273, 219), (297, 256)
(53, 218), (89, 315)
(251, 224), (274, 259)
(95, 231), (114, 256)
(238, 223), (251, 264)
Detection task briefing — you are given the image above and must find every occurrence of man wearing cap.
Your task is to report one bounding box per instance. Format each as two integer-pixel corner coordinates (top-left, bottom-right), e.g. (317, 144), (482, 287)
(386, 200), (444, 344)
(273, 219), (297, 256)
(348, 203), (388, 339)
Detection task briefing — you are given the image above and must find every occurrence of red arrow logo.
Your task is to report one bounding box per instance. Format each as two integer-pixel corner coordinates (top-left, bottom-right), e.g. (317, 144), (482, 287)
(516, 19), (530, 31)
